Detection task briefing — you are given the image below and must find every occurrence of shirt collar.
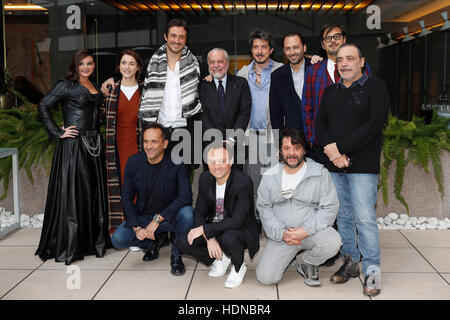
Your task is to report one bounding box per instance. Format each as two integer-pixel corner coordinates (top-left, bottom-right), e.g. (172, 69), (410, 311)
(290, 58), (305, 74)
(337, 74), (368, 89)
(249, 59), (274, 73)
(214, 74), (227, 88)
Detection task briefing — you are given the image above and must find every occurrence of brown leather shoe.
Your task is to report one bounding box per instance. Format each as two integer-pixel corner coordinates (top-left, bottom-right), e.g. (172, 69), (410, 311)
(330, 255), (360, 283)
(363, 275), (381, 296)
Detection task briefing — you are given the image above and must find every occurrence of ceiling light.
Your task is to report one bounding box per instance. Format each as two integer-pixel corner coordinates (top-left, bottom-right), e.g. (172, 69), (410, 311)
(441, 12), (450, 31)
(401, 27), (415, 42)
(417, 20), (432, 37)
(376, 36), (386, 49)
(4, 4), (47, 10)
(387, 33), (398, 46)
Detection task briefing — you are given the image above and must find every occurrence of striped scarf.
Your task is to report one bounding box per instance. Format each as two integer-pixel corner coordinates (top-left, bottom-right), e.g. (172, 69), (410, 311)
(103, 80), (143, 227)
(139, 43), (202, 122)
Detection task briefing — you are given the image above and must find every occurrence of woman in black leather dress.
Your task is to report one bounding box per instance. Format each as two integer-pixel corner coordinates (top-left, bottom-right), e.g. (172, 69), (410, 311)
(36, 50), (111, 265)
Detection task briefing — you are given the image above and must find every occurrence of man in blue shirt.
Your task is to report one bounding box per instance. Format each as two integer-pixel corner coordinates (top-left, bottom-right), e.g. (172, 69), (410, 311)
(237, 29), (282, 224)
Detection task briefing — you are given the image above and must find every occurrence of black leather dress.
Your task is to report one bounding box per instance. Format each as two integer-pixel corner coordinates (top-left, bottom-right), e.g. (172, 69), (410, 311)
(35, 79), (112, 265)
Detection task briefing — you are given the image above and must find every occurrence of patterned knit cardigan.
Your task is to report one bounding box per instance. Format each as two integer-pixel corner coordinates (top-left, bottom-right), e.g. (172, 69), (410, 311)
(139, 43), (202, 121)
(103, 80), (144, 228)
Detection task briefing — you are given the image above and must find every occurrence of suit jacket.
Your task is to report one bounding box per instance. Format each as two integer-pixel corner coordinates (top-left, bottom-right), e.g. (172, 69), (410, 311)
(199, 74), (251, 140)
(269, 58), (312, 133)
(194, 168), (260, 259)
(121, 151), (192, 228)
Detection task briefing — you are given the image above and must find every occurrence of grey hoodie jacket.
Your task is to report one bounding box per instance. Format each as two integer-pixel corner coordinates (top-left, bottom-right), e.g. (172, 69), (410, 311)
(257, 158), (339, 241)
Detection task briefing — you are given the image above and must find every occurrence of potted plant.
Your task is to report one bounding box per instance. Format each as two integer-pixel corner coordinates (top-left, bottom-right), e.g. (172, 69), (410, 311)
(380, 110), (450, 214)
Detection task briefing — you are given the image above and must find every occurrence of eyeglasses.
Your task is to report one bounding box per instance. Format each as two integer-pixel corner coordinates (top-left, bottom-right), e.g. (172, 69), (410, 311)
(323, 33), (343, 43)
(339, 157), (353, 176)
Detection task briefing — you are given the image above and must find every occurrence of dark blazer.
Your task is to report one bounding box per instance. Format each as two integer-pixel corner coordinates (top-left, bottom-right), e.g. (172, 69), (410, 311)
(194, 168), (260, 259)
(269, 58), (312, 132)
(198, 74), (251, 140)
(121, 151), (192, 228)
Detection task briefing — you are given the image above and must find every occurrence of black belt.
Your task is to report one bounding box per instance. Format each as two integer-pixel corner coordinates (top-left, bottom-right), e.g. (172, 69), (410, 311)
(79, 130), (98, 137)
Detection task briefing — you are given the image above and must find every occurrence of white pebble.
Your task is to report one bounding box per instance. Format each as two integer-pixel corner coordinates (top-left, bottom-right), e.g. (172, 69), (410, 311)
(387, 212), (399, 220)
(428, 217), (438, 225)
(409, 217), (418, 225)
(417, 217), (427, 224)
(426, 224), (437, 230)
(397, 219), (407, 225)
(377, 217), (384, 224)
(384, 217), (392, 225)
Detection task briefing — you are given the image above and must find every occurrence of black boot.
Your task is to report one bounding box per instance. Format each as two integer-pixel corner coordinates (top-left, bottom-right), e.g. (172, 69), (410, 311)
(330, 254), (360, 283)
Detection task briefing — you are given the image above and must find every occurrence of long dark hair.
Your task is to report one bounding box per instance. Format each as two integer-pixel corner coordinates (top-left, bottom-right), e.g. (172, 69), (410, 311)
(66, 50), (95, 80)
(115, 49), (144, 81)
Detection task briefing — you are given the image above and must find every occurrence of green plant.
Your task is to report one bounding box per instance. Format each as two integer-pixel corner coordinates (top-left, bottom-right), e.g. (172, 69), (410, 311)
(380, 110), (450, 214)
(0, 92), (62, 199)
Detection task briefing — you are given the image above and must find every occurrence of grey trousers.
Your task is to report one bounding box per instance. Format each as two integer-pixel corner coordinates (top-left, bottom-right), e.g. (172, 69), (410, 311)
(256, 227), (342, 285)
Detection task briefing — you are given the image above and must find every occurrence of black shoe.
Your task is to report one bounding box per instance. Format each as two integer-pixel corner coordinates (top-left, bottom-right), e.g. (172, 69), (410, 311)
(170, 255), (185, 276)
(330, 255), (360, 283)
(320, 251), (341, 267)
(143, 233), (166, 261)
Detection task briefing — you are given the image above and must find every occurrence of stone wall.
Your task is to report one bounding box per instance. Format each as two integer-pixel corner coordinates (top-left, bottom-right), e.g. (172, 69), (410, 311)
(376, 151), (450, 218)
(0, 165), (48, 215)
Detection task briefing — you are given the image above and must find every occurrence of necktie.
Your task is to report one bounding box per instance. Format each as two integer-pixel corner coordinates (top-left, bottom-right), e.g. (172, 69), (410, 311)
(333, 63), (341, 83)
(218, 80), (225, 118)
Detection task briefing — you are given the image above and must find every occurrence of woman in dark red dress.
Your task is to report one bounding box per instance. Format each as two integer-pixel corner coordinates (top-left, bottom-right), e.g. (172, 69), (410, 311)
(104, 49), (144, 228)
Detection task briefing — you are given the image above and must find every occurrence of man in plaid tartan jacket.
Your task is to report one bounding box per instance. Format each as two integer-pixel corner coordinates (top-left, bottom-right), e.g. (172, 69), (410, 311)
(302, 23), (372, 165)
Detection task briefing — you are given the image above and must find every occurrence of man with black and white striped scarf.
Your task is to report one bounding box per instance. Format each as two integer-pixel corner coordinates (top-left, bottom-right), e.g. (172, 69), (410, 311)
(140, 19), (202, 157)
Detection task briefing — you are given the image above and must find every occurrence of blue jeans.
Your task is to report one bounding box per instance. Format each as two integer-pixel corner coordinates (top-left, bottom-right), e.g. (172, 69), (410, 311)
(330, 173), (380, 275)
(111, 206), (194, 257)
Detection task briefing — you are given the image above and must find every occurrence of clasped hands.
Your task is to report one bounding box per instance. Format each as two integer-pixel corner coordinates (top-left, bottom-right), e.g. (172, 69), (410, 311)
(283, 227), (309, 245)
(135, 220), (159, 241)
(323, 143), (350, 169)
(188, 225), (223, 260)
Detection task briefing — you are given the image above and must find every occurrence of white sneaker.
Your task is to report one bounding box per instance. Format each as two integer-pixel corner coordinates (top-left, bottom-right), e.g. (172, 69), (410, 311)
(224, 263), (247, 288)
(208, 255), (231, 277)
(129, 246), (142, 252)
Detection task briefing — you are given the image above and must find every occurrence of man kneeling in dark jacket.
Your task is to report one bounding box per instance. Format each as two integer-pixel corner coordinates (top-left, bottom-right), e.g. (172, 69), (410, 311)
(179, 141), (260, 288)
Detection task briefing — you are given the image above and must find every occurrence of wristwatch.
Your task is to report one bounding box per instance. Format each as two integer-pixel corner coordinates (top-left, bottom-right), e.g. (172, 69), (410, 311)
(152, 214), (163, 224)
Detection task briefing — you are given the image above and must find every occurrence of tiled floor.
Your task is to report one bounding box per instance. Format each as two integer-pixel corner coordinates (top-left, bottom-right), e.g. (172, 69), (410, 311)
(0, 228), (449, 300)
